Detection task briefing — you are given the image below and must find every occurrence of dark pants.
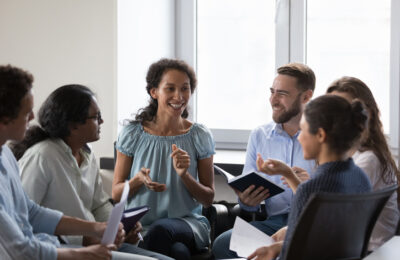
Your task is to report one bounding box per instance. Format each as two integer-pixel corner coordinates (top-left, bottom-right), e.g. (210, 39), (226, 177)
(141, 218), (197, 260)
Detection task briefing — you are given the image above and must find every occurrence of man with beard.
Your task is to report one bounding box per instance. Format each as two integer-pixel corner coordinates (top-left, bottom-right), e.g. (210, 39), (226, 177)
(212, 63), (316, 259)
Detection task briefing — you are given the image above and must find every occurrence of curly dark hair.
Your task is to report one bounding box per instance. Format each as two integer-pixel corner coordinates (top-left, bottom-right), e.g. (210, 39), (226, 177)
(304, 95), (368, 155)
(327, 76), (399, 186)
(0, 65), (33, 122)
(134, 58), (197, 123)
(10, 84), (95, 160)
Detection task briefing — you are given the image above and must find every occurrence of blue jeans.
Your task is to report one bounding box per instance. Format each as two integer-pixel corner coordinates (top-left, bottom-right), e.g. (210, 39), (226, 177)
(140, 218), (197, 260)
(119, 243), (173, 260)
(211, 213), (288, 259)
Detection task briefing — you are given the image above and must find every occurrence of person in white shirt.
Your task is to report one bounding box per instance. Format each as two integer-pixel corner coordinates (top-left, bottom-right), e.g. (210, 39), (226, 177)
(11, 84), (171, 260)
(326, 76), (400, 251)
(0, 64), (132, 260)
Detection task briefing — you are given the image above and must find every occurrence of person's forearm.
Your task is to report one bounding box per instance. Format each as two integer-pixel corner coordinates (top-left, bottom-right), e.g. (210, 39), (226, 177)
(112, 175), (143, 202)
(283, 171), (301, 193)
(57, 248), (79, 260)
(54, 216), (98, 237)
(180, 172), (214, 207)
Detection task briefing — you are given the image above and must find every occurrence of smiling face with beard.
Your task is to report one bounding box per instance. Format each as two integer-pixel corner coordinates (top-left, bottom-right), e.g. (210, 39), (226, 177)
(273, 93), (302, 123)
(270, 74), (304, 124)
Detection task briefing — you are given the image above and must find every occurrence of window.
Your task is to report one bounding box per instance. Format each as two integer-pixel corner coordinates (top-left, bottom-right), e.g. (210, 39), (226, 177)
(118, 0), (400, 158)
(193, 0), (399, 152)
(307, 0), (391, 133)
(197, 0), (276, 131)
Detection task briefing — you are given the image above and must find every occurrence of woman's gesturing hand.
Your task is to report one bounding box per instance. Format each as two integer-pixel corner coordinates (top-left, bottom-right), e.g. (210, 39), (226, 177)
(171, 144), (191, 177)
(138, 167), (166, 192)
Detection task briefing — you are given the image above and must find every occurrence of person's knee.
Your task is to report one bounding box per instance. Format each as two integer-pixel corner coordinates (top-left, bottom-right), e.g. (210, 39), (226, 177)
(146, 219), (172, 240)
(212, 229), (233, 257)
(170, 242), (190, 260)
(249, 215), (287, 236)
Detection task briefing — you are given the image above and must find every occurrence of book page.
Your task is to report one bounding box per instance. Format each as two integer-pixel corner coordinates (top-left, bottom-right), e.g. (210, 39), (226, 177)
(230, 217), (275, 258)
(124, 207), (148, 218)
(214, 165), (236, 180)
(101, 180), (129, 245)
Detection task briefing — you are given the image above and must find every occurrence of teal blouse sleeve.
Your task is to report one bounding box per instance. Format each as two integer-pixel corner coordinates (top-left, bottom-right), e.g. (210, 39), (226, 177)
(116, 122), (142, 157)
(192, 123), (216, 160)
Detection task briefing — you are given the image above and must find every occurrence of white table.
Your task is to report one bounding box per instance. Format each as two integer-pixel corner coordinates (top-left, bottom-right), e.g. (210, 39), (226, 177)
(363, 236), (400, 259)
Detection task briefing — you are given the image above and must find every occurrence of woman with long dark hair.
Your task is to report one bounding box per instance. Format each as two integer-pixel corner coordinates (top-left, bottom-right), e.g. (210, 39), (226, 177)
(327, 76), (400, 250)
(11, 84), (170, 260)
(248, 95), (372, 260)
(112, 58), (215, 259)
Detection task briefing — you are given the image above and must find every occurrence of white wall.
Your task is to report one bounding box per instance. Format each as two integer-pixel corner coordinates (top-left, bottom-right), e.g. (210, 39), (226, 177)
(117, 0), (175, 128)
(0, 0), (117, 158)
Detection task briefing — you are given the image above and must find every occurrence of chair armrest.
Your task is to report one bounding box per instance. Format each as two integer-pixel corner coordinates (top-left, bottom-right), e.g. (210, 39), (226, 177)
(203, 203), (232, 244)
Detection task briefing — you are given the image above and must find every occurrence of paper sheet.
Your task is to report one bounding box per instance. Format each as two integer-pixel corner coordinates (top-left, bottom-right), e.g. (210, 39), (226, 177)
(101, 180), (129, 245)
(230, 217), (275, 258)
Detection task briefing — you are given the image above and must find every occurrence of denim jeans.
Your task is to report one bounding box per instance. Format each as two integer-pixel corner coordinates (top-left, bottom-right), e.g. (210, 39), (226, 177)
(141, 218), (197, 260)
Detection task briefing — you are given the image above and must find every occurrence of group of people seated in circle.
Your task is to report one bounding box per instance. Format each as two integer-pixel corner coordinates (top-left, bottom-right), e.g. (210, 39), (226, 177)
(0, 58), (398, 260)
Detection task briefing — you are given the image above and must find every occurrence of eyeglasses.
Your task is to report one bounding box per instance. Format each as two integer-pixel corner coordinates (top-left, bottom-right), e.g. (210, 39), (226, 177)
(87, 112), (102, 122)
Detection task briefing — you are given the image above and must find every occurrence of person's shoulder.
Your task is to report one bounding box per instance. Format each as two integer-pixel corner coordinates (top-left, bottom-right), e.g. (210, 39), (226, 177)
(191, 122), (216, 158)
(1, 145), (20, 177)
(248, 122), (276, 142)
(2, 145), (16, 162)
(121, 121), (142, 133)
(118, 121), (144, 141)
(191, 122), (215, 144)
(22, 139), (60, 158)
(192, 122), (212, 135)
(252, 122), (275, 133)
(353, 150), (380, 167)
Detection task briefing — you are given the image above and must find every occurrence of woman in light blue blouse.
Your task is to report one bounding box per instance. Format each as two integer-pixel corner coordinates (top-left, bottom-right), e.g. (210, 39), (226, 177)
(112, 58), (215, 260)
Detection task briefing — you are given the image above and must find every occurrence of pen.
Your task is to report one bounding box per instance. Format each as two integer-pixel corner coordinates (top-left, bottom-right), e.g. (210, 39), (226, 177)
(138, 232), (144, 241)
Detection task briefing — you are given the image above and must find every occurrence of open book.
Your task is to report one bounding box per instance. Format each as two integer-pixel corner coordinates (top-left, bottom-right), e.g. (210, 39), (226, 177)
(214, 165), (285, 199)
(121, 206), (150, 233)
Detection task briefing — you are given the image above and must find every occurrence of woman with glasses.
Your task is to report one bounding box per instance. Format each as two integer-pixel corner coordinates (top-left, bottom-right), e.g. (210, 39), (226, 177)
(10, 84), (171, 260)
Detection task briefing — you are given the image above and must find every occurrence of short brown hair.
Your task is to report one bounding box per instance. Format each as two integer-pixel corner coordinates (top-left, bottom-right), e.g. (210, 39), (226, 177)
(277, 63), (315, 92)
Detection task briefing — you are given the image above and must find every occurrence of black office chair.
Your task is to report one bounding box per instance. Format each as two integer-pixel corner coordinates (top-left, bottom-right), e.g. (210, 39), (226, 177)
(282, 185), (398, 260)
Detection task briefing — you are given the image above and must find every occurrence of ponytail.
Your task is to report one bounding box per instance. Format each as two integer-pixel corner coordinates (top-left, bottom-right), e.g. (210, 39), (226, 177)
(304, 95), (368, 155)
(9, 125), (49, 160)
(350, 99), (369, 134)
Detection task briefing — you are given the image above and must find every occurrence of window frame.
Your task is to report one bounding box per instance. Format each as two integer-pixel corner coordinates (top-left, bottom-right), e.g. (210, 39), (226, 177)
(176, 0), (400, 159)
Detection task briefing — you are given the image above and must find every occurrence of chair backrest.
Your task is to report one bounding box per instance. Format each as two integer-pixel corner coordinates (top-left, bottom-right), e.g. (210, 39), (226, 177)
(284, 185), (398, 260)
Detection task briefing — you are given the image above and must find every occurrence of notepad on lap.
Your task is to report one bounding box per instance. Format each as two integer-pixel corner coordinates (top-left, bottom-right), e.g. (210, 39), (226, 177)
(214, 165), (285, 198)
(230, 217), (275, 258)
(121, 206), (150, 233)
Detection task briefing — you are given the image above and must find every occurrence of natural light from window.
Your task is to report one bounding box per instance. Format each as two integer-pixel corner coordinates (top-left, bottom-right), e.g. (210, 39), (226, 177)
(307, 0), (391, 133)
(197, 0), (276, 130)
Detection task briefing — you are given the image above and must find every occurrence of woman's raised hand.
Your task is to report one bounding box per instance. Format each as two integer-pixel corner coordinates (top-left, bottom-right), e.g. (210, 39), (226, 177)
(171, 144), (191, 177)
(138, 167), (166, 192)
